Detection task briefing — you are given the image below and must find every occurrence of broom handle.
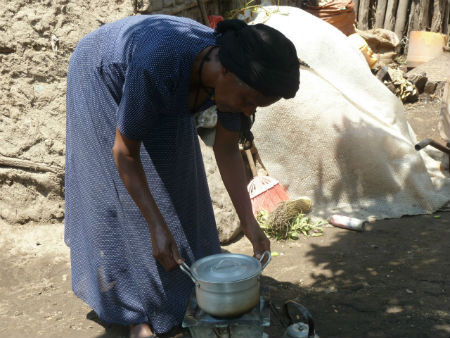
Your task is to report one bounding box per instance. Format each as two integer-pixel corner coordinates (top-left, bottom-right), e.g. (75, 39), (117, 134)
(245, 149), (258, 178)
(196, 0), (209, 26)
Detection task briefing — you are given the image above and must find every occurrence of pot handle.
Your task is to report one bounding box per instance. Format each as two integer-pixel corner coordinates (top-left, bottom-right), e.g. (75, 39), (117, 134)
(259, 251), (271, 271)
(179, 262), (200, 287)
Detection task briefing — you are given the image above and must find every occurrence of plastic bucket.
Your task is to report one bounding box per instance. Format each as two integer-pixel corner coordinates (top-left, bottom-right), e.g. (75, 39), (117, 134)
(407, 31), (448, 68)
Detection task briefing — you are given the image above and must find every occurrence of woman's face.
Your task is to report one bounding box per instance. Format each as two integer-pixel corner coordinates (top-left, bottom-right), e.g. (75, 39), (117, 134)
(214, 69), (280, 116)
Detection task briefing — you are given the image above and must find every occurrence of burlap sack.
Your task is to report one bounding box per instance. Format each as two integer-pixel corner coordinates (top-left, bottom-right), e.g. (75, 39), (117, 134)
(249, 6), (450, 221)
(302, 0), (356, 36)
(356, 28), (401, 66)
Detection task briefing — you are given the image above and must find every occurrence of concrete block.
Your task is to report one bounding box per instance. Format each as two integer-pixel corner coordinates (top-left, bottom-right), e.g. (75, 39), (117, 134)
(376, 66), (390, 82)
(434, 81), (446, 98)
(424, 81), (437, 94)
(406, 72), (428, 93)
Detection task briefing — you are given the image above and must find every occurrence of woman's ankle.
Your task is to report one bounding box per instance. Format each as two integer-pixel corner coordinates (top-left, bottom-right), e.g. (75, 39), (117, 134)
(129, 323), (154, 338)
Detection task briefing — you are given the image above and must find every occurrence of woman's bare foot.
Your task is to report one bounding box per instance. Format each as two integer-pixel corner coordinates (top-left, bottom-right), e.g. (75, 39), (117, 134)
(129, 323), (154, 338)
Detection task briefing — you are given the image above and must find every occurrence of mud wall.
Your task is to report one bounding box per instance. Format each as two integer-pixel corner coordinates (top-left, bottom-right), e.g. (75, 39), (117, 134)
(0, 0), (223, 225)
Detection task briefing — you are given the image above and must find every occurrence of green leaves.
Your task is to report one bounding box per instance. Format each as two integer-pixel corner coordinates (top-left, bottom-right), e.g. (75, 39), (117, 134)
(257, 209), (326, 240)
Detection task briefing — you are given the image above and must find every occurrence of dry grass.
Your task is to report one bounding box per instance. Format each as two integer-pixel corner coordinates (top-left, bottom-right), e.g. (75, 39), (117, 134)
(257, 198), (326, 240)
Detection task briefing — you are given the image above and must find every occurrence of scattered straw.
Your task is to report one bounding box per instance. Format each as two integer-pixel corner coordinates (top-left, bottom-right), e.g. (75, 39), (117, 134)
(257, 198), (326, 240)
(225, 0), (282, 22)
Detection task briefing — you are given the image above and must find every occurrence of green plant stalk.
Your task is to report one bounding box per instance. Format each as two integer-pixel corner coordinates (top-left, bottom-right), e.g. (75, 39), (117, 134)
(257, 209), (325, 240)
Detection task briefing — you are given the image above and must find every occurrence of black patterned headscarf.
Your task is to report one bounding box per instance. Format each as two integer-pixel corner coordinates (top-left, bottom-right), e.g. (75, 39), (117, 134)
(215, 19), (300, 99)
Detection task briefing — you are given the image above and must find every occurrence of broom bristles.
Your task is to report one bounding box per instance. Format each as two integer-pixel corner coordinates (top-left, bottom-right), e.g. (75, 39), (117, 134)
(247, 175), (280, 199)
(249, 182), (289, 215)
(267, 197), (313, 231)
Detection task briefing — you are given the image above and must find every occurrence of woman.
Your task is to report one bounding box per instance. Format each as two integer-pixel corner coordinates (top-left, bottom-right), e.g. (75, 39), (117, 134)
(65, 14), (299, 338)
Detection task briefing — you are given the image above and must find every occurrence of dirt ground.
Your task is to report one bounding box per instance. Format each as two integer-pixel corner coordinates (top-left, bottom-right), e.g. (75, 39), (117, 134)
(1, 0), (449, 336)
(0, 97), (449, 338)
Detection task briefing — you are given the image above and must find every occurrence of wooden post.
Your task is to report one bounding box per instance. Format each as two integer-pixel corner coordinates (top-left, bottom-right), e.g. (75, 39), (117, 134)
(431, 0), (446, 32)
(374, 0), (388, 28)
(407, 0), (421, 35)
(404, 0), (421, 56)
(384, 0), (399, 31)
(394, 0), (410, 38)
(196, 0), (209, 26)
(0, 155), (63, 176)
(357, 0), (371, 30)
(353, 0), (360, 22)
(444, 0), (450, 34)
(418, 0), (431, 30)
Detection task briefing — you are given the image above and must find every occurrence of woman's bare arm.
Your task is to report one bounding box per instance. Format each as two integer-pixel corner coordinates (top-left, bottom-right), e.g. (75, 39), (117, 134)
(112, 127), (182, 270)
(213, 122), (270, 257)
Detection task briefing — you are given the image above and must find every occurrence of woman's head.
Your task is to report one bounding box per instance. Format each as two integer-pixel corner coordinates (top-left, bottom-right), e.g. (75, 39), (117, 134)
(214, 19), (300, 113)
(213, 69), (280, 116)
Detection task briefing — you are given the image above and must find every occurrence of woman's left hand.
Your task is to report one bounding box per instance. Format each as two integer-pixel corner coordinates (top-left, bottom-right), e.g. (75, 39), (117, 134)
(242, 218), (271, 261)
(212, 122), (270, 261)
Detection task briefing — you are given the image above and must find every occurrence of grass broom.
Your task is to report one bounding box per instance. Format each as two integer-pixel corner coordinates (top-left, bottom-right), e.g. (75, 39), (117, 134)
(245, 149), (289, 216)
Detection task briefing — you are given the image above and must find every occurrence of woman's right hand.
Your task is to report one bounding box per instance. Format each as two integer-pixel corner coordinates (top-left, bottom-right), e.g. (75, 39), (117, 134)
(112, 128), (183, 272)
(150, 222), (184, 271)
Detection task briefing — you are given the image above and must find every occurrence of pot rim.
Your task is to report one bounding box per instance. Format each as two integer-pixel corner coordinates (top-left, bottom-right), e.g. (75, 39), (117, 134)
(180, 251), (271, 285)
(193, 271), (261, 284)
(192, 253), (262, 284)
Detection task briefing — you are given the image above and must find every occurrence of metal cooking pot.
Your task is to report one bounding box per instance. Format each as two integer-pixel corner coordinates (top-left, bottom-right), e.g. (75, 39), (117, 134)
(180, 251), (271, 317)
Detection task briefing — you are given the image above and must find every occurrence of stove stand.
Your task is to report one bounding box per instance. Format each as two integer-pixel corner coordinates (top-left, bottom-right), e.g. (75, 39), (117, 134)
(182, 292), (270, 338)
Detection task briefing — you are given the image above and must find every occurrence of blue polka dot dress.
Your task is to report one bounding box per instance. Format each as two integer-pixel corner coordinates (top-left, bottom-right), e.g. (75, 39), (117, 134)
(65, 15), (240, 334)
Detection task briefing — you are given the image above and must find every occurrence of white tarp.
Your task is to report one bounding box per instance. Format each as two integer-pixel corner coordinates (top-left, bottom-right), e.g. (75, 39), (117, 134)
(249, 6), (450, 220)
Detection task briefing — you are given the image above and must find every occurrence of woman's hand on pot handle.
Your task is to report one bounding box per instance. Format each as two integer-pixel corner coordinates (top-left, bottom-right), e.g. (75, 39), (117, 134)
(242, 218), (271, 263)
(150, 222), (184, 271)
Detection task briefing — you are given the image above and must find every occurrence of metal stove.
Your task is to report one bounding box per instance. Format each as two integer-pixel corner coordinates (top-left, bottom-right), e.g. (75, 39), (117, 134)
(182, 291), (270, 338)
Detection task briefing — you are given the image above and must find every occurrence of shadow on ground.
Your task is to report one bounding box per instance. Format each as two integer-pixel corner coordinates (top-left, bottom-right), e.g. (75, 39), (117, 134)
(265, 212), (450, 338)
(87, 212), (449, 338)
